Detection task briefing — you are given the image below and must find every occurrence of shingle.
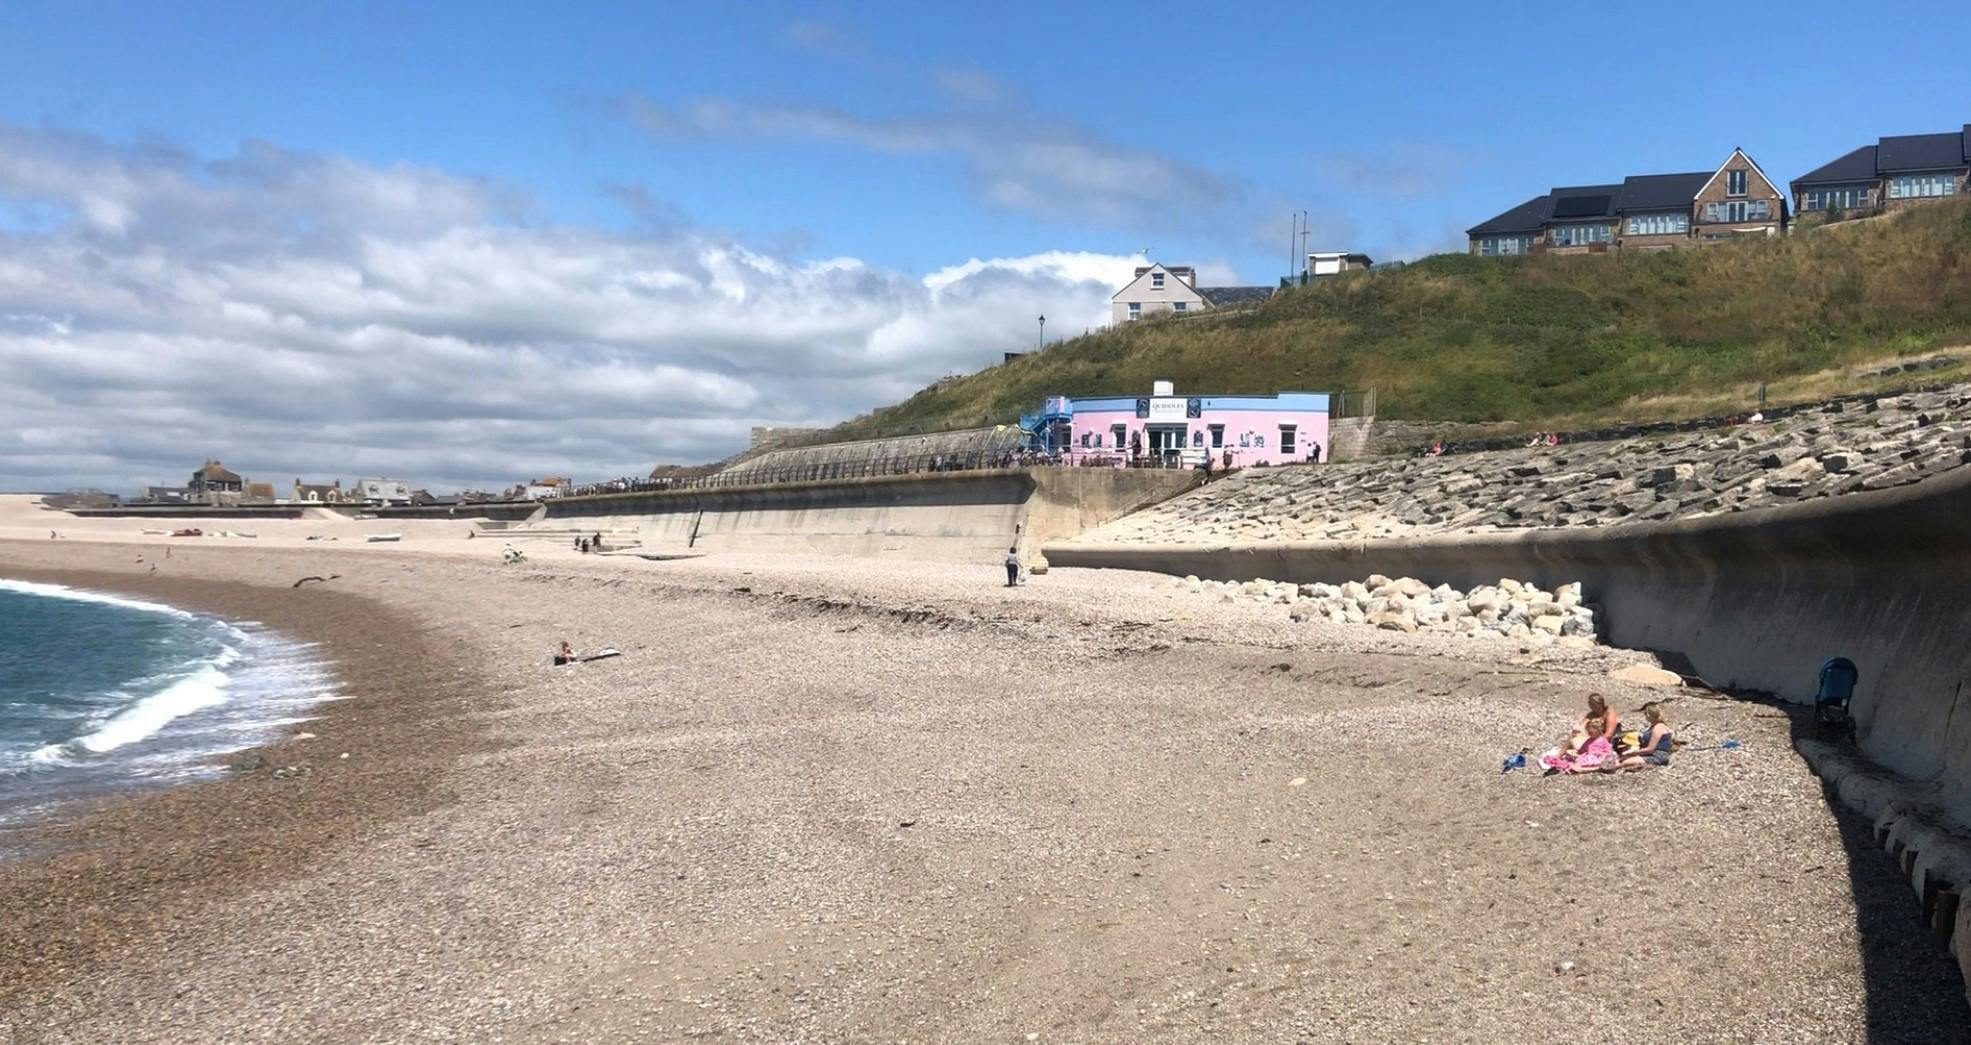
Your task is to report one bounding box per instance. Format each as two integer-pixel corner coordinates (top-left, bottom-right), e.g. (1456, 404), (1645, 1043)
(1877, 132), (1966, 173)
(1792, 145), (1880, 187)
(1616, 172), (1710, 212)
(1199, 286), (1275, 307)
(1467, 194), (1551, 236)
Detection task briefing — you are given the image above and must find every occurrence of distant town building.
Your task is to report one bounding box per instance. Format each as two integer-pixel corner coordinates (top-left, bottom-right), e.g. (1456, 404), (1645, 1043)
(187, 459), (245, 503)
(1468, 149), (1786, 256)
(350, 477), (413, 505)
(242, 481), (275, 502)
(1022, 379), (1331, 468)
(1307, 251), (1373, 277)
(1791, 123), (1970, 219)
(522, 476), (570, 500)
(293, 478), (348, 503)
(136, 485), (193, 504)
(1110, 263), (1275, 325)
(409, 489), (460, 506)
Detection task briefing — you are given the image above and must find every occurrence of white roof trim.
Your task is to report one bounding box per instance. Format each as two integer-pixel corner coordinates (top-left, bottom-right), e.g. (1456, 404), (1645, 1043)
(1695, 148), (1777, 200)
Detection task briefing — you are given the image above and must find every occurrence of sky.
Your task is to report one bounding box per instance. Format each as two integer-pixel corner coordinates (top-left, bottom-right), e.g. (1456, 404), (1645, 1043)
(0, 1), (1966, 493)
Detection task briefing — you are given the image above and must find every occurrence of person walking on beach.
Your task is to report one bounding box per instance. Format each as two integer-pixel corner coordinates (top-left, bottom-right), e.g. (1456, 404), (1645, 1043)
(1004, 546), (1021, 587)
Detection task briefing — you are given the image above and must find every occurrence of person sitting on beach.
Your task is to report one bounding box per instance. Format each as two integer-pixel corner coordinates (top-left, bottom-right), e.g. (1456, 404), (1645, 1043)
(1581, 693), (1621, 749)
(1618, 703), (1674, 770)
(1542, 714), (1615, 774)
(553, 641), (575, 666)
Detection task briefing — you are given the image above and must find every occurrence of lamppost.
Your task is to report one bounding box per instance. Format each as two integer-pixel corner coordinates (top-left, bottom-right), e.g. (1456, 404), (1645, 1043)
(1037, 314), (1046, 349)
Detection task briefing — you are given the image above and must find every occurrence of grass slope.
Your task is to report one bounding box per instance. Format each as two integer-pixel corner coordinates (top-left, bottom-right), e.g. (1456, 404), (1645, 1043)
(836, 198), (1971, 437)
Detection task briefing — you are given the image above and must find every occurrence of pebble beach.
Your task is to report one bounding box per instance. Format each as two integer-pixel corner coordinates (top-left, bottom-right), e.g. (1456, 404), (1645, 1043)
(1, 521), (1966, 1043)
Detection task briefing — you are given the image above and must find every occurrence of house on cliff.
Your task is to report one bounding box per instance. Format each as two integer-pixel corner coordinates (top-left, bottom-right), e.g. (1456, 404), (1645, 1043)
(1469, 148), (1786, 255)
(1791, 123), (1970, 219)
(1110, 263), (1275, 324)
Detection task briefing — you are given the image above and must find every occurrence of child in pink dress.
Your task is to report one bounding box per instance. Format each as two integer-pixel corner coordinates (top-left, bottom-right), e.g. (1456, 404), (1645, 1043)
(1541, 715), (1614, 773)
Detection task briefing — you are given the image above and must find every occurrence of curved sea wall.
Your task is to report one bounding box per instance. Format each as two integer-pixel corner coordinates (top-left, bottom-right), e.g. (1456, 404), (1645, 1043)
(1048, 465), (1971, 826)
(541, 467), (1197, 562)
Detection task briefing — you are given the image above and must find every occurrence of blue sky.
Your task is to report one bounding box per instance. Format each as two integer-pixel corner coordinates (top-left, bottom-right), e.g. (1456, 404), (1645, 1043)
(8, 1), (1963, 276)
(0, 2), (1965, 491)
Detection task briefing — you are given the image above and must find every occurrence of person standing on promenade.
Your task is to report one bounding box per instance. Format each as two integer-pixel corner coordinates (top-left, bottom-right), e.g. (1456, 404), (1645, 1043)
(1004, 546), (1020, 587)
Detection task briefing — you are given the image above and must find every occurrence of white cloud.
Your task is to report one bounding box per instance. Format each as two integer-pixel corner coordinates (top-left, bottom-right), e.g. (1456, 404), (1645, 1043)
(624, 95), (1242, 228)
(0, 126), (1134, 493)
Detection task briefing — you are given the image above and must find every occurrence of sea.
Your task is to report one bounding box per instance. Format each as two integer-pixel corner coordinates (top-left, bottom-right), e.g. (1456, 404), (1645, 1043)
(0, 578), (338, 838)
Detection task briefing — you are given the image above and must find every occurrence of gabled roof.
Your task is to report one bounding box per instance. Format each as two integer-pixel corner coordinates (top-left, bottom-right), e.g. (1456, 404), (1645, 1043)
(1617, 171), (1711, 211)
(1792, 145), (1879, 187)
(1467, 194), (1551, 236)
(1877, 131), (1969, 172)
(1199, 286), (1275, 307)
(1111, 262), (1204, 302)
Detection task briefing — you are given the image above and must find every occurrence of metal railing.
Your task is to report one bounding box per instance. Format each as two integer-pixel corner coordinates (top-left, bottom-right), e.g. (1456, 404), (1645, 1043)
(556, 449), (1199, 500)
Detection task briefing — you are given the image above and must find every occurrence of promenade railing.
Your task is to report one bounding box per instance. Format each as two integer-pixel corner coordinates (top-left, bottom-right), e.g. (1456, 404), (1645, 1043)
(558, 450), (1198, 500)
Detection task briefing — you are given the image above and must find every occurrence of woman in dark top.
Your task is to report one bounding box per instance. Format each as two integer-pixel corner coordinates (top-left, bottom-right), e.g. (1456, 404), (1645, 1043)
(1618, 703), (1673, 769)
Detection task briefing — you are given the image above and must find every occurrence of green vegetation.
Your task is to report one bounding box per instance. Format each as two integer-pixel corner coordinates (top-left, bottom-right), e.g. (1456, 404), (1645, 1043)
(833, 198), (1971, 437)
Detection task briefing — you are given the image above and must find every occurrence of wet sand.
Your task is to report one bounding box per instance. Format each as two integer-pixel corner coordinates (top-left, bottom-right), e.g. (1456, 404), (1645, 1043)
(0, 534), (1964, 1043)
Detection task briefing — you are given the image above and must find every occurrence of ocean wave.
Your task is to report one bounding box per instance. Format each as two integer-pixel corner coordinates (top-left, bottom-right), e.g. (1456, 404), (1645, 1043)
(0, 578), (196, 619)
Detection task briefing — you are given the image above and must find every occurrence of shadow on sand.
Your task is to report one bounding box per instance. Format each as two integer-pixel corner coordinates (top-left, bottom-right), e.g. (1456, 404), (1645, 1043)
(1779, 702), (1971, 1043)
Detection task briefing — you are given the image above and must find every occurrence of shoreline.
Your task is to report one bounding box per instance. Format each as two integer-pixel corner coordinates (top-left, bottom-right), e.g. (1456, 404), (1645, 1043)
(0, 545), (487, 1011)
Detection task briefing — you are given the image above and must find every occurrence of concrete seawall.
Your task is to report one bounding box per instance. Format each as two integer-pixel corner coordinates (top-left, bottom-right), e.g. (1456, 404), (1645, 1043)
(540, 468), (1198, 563)
(1048, 465), (1971, 828)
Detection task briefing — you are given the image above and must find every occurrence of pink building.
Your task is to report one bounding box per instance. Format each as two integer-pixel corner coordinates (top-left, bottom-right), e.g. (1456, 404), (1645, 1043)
(1024, 381), (1332, 467)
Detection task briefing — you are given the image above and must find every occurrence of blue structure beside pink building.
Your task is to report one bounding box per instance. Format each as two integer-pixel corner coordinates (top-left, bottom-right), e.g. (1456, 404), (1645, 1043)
(1022, 381), (1331, 468)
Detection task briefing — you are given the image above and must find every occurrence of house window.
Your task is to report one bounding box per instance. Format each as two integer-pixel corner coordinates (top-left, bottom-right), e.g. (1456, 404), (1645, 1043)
(1279, 425), (1297, 455)
(1726, 169), (1748, 197)
(1547, 223), (1612, 247)
(1702, 199), (1770, 223)
(1625, 213), (1689, 236)
(1172, 301), (1187, 312)
(1110, 424), (1127, 449)
(1478, 234), (1533, 256)
(1801, 185), (1873, 211)
(1151, 272), (1165, 288)
(1889, 173), (1958, 199)
(1127, 302), (1141, 320)
(1209, 424), (1225, 448)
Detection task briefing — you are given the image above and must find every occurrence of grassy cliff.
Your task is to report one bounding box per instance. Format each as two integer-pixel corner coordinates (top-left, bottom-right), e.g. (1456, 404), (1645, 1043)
(835, 198), (1971, 437)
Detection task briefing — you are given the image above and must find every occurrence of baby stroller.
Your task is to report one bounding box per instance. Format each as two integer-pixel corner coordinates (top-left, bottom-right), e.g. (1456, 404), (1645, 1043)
(1815, 657), (1859, 739)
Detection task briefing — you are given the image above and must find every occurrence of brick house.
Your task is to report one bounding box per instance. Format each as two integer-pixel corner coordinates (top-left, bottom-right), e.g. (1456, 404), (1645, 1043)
(1469, 149), (1786, 256)
(1791, 124), (1970, 220)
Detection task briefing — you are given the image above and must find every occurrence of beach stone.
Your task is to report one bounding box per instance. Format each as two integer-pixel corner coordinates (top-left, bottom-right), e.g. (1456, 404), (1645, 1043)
(1609, 664), (1683, 686)
(1532, 614), (1565, 636)
(1370, 609), (1417, 633)
(1819, 450), (1860, 473)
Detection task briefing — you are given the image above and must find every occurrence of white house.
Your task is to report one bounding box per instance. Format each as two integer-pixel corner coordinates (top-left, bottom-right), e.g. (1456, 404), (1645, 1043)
(1307, 251), (1373, 276)
(350, 477), (412, 505)
(1110, 263), (1276, 325)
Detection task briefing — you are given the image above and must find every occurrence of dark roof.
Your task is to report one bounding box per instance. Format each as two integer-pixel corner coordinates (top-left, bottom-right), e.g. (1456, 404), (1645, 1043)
(1548, 184), (1620, 221)
(1792, 145), (1879, 186)
(194, 460), (242, 483)
(1467, 194), (1551, 236)
(1616, 172), (1710, 211)
(1877, 131), (1968, 172)
(1199, 286), (1275, 307)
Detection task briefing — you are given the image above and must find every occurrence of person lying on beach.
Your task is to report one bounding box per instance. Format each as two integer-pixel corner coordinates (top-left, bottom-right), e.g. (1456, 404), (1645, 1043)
(553, 641), (575, 666)
(1617, 703), (1674, 770)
